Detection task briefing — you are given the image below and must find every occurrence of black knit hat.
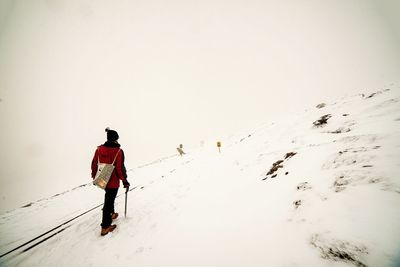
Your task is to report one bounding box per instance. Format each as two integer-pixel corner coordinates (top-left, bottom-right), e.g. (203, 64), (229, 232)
(105, 127), (119, 141)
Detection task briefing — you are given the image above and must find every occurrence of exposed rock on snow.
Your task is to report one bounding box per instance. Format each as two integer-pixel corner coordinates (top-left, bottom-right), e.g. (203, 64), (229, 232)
(297, 182), (312, 191)
(327, 127), (352, 134)
(311, 234), (368, 267)
(293, 199), (302, 209)
(263, 152), (297, 180)
(313, 114), (332, 127)
(284, 152), (297, 159)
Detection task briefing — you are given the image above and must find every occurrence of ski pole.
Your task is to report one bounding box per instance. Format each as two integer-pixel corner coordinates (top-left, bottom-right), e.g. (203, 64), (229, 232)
(124, 187), (128, 218)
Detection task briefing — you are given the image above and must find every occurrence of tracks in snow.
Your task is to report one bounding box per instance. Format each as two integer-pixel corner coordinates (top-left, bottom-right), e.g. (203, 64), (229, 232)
(0, 186), (138, 259)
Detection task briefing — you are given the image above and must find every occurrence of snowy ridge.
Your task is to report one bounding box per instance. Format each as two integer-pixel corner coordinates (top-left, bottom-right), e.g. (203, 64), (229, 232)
(1, 87), (400, 267)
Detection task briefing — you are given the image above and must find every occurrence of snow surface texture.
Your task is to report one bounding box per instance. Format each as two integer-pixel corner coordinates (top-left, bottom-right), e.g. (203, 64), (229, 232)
(1, 87), (400, 267)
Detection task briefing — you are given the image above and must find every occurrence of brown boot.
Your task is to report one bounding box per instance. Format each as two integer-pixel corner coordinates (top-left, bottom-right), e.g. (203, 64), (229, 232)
(101, 224), (117, 236)
(111, 212), (119, 220)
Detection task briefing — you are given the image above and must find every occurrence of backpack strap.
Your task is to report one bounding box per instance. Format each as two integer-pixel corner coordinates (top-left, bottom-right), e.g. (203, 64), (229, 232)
(111, 149), (121, 165)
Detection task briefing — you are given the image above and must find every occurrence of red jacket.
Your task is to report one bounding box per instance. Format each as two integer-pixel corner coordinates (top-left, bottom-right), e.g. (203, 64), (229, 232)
(91, 141), (128, 188)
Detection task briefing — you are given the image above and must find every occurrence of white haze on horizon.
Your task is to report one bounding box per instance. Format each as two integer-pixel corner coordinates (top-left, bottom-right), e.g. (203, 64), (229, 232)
(0, 0), (399, 214)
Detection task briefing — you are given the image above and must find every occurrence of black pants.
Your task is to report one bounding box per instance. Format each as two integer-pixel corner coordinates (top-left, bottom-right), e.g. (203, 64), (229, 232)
(101, 188), (119, 228)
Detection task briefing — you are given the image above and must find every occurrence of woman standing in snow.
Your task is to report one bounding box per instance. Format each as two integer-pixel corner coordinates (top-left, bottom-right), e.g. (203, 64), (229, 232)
(91, 128), (130, 236)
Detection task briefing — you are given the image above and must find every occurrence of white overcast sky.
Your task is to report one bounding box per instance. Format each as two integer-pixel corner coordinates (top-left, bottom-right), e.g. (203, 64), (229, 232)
(0, 0), (399, 213)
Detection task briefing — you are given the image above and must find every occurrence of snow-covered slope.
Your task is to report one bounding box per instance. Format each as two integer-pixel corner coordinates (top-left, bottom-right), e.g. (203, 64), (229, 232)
(1, 87), (400, 267)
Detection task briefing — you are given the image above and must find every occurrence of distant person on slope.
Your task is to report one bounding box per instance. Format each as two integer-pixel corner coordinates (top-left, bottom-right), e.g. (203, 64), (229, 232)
(91, 128), (130, 236)
(177, 144), (185, 156)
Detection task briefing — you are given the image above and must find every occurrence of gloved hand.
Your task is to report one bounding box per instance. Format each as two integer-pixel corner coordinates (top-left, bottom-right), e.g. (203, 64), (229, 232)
(123, 180), (130, 188)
